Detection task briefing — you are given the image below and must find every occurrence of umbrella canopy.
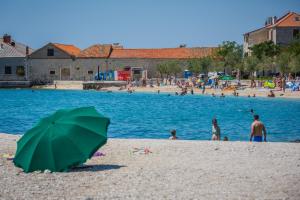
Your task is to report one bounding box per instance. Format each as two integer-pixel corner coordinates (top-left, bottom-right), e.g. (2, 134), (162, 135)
(210, 75), (219, 79)
(14, 107), (110, 172)
(220, 75), (234, 80)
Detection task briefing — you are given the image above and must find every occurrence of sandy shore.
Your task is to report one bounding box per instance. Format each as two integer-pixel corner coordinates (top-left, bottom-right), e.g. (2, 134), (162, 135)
(34, 83), (300, 99)
(1, 133), (300, 199)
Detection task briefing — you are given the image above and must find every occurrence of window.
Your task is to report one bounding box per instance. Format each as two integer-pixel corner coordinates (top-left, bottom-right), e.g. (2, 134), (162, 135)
(5, 66), (12, 74)
(295, 17), (300, 21)
(293, 29), (300, 39)
(16, 66), (25, 76)
(50, 70), (55, 75)
(47, 48), (54, 56)
(88, 70), (93, 75)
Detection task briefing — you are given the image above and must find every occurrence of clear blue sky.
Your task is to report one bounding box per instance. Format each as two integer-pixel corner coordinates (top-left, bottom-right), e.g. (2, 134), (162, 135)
(1, 0), (300, 49)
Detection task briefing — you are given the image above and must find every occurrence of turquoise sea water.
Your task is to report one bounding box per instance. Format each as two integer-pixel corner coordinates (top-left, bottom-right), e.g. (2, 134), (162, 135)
(0, 89), (300, 142)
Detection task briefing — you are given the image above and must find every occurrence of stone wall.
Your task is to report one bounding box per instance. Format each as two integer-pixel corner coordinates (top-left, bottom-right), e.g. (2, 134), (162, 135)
(28, 58), (107, 83)
(0, 57), (27, 81)
(28, 58), (190, 83)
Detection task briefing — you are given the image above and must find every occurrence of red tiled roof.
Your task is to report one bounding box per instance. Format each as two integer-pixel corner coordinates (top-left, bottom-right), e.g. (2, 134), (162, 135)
(269, 12), (300, 27)
(109, 47), (216, 59)
(52, 43), (81, 56)
(245, 12), (300, 34)
(79, 44), (112, 58)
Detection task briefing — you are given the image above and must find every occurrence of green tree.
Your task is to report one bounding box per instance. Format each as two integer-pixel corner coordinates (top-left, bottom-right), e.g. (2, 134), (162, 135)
(288, 54), (300, 75)
(216, 41), (243, 73)
(243, 56), (259, 78)
(188, 57), (212, 75)
(166, 61), (182, 78)
(249, 41), (280, 60)
(188, 58), (202, 74)
(199, 57), (212, 74)
(156, 63), (167, 78)
(256, 55), (276, 76)
(276, 52), (291, 75)
(286, 39), (300, 56)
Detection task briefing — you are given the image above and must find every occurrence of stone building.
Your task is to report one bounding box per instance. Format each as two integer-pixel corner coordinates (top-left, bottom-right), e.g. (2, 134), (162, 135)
(243, 12), (300, 55)
(0, 34), (33, 82)
(28, 42), (216, 83)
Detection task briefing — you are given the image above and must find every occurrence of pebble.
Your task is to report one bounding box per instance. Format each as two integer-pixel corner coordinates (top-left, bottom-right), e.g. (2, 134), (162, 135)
(44, 169), (51, 174)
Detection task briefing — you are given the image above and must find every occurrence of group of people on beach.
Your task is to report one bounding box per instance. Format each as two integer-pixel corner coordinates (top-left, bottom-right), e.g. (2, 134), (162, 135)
(169, 111), (267, 142)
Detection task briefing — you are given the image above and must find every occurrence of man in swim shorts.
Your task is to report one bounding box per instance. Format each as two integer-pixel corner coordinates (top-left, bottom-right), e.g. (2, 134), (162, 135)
(250, 115), (267, 142)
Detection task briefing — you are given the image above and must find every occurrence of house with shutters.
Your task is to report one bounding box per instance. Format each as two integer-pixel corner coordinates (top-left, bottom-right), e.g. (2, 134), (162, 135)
(244, 12), (300, 55)
(0, 34), (33, 82)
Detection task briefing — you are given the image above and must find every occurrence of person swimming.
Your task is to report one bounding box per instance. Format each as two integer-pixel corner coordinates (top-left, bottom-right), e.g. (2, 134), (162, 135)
(169, 129), (178, 140)
(268, 90), (275, 97)
(220, 93), (225, 97)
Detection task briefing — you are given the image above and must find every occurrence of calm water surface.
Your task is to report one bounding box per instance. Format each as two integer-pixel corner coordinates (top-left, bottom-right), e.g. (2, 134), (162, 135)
(0, 89), (300, 142)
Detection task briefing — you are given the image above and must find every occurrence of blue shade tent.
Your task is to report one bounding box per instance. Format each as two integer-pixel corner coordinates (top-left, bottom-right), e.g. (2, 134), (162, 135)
(184, 70), (192, 79)
(95, 70), (115, 80)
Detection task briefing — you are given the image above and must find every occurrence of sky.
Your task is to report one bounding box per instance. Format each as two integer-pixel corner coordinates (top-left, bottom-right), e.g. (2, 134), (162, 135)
(1, 0), (300, 49)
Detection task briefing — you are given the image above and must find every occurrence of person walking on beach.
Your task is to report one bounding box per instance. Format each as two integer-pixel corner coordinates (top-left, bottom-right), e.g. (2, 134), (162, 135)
(250, 115), (267, 142)
(282, 76), (286, 92)
(202, 82), (206, 94)
(212, 118), (221, 140)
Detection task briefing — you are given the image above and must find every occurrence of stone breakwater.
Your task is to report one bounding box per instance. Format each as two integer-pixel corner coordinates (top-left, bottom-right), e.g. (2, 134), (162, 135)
(0, 133), (300, 199)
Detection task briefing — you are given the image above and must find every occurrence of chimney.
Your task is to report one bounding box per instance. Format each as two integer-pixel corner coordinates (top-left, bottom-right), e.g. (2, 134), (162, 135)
(11, 41), (15, 47)
(0, 43), (3, 49)
(3, 34), (11, 44)
(179, 44), (187, 48)
(112, 43), (123, 49)
(272, 16), (277, 24)
(26, 46), (29, 55)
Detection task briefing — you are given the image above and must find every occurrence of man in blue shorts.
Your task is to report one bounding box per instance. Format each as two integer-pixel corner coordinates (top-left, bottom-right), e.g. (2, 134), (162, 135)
(250, 115), (267, 142)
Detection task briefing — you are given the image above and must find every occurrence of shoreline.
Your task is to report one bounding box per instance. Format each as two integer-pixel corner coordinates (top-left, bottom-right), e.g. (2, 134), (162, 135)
(4, 84), (300, 99)
(1, 133), (299, 199)
(1, 133), (299, 143)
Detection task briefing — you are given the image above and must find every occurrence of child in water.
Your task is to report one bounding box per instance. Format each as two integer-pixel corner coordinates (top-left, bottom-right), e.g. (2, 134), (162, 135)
(169, 129), (178, 140)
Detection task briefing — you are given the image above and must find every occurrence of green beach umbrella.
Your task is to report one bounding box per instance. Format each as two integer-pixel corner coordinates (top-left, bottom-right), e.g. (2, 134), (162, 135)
(220, 75), (234, 80)
(13, 106), (110, 173)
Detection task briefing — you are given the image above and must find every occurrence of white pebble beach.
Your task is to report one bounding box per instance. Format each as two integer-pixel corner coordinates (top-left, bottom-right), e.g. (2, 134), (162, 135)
(0, 133), (299, 200)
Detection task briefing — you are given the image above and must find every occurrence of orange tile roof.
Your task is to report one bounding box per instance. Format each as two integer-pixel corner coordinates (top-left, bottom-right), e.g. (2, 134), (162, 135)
(52, 43), (81, 56)
(270, 12), (300, 27)
(79, 44), (112, 58)
(109, 47), (216, 59)
(245, 12), (300, 34)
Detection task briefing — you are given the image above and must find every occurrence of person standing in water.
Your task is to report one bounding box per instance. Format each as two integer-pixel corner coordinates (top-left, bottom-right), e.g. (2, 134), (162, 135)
(212, 118), (221, 140)
(250, 115), (267, 142)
